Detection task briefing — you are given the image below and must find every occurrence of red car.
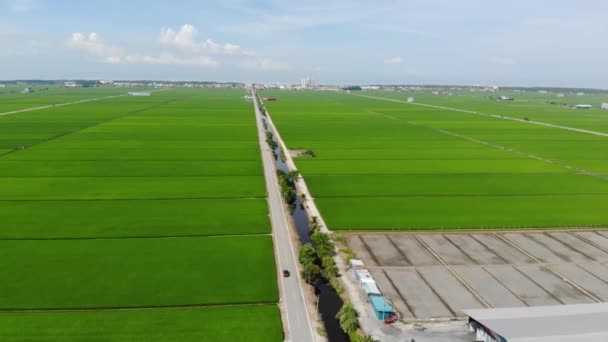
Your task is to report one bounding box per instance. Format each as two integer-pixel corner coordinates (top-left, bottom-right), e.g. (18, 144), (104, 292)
(283, 270), (290, 277)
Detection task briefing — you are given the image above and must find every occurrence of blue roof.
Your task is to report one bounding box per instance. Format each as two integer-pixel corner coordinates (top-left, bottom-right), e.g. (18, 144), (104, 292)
(369, 294), (393, 319)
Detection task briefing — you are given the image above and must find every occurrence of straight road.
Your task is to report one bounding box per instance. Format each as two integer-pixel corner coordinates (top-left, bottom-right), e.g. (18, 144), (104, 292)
(252, 88), (315, 342)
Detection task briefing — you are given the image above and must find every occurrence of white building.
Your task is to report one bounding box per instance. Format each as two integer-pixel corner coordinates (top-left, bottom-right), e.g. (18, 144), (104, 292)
(0, 84), (6, 88)
(300, 77), (315, 89)
(64, 82), (79, 88)
(22, 87), (32, 94)
(407, 97), (415, 103)
(601, 103), (608, 110)
(575, 104), (592, 109)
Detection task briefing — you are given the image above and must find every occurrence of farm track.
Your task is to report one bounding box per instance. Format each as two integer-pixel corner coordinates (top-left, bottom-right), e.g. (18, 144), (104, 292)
(353, 93), (608, 137)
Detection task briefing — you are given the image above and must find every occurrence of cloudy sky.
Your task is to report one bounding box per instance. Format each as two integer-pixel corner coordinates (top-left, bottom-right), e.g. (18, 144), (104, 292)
(1, 0), (607, 87)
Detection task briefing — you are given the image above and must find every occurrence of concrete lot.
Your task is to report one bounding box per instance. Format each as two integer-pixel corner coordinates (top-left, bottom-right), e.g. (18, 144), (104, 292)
(347, 230), (608, 320)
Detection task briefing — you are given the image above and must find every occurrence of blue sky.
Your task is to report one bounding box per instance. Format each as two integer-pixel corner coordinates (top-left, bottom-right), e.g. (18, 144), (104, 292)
(1, 0), (607, 87)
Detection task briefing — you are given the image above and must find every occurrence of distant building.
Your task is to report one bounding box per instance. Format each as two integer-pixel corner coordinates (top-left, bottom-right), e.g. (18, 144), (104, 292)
(64, 82), (79, 88)
(0, 84), (6, 88)
(498, 96), (514, 101)
(602, 103), (608, 110)
(407, 97), (415, 103)
(575, 104), (592, 109)
(99, 80), (114, 85)
(556, 93), (565, 98)
(127, 92), (151, 96)
(22, 87), (33, 94)
(577, 92), (585, 96)
(300, 77), (315, 89)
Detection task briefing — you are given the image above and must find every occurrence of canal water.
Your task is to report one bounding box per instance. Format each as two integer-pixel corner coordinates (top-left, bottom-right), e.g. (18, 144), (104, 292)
(264, 118), (348, 342)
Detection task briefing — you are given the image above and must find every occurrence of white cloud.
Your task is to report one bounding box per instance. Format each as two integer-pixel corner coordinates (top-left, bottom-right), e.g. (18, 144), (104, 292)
(66, 27), (285, 70)
(384, 57), (403, 64)
(239, 58), (289, 71)
(159, 24), (249, 55)
(493, 57), (516, 65)
(66, 32), (123, 60)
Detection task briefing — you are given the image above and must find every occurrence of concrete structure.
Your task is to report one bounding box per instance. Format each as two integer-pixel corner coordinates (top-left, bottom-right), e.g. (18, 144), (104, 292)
(127, 92), (151, 96)
(346, 231), (608, 321)
(575, 104), (593, 109)
(300, 77), (315, 89)
(465, 302), (608, 342)
(601, 103), (608, 110)
(21, 87), (32, 94)
(64, 81), (79, 88)
(497, 96), (514, 101)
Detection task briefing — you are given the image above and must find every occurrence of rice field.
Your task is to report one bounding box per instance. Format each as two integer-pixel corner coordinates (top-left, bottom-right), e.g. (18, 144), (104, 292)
(0, 88), (281, 340)
(264, 90), (608, 230)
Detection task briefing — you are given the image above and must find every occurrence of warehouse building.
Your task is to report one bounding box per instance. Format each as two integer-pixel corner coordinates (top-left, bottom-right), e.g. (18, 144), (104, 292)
(464, 302), (608, 342)
(575, 104), (592, 109)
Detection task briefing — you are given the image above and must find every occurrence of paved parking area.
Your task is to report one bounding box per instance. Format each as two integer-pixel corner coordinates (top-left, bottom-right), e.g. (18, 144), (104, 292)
(346, 230), (608, 320)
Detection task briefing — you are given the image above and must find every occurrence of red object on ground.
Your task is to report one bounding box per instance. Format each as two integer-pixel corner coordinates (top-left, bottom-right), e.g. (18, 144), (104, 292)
(384, 314), (398, 324)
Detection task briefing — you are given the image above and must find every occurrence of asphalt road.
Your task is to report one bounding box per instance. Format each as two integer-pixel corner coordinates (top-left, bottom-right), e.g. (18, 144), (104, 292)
(252, 89), (316, 342)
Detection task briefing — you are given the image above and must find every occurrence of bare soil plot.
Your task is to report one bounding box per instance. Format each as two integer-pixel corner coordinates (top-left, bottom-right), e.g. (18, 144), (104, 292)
(347, 231), (608, 320)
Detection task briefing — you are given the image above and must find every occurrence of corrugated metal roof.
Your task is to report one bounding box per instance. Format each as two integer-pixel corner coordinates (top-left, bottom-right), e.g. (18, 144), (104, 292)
(465, 302), (608, 342)
(361, 280), (381, 295)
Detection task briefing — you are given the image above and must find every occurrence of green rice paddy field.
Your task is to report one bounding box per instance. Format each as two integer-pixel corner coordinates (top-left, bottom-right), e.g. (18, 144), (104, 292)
(365, 89), (608, 133)
(0, 85), (148, 112)
(0, 88), (281, 341)
(264, 90), (608, 230)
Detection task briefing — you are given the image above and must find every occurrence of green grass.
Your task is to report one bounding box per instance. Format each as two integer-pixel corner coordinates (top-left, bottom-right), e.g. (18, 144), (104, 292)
(0, 88), (282, 339)
(0, 176), (263, 200)
(0, 198), (269, 238)
(0, 305), (282, 342)
(316, 195), (608, 230)
(0, 236), (277, 309)
(306, 173), (608, 197)
(263, 90), (608, 230)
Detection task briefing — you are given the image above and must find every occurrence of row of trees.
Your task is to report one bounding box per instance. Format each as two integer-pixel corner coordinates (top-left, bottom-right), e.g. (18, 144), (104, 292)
(276, 169), (299, 213)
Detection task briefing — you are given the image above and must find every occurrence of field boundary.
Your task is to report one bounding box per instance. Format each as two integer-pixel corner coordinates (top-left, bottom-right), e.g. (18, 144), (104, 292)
(0, 302), (278, 313)
(0, 98), (177, 158)
(0, 233), (271, 241)
(352, 93), (608, 137)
